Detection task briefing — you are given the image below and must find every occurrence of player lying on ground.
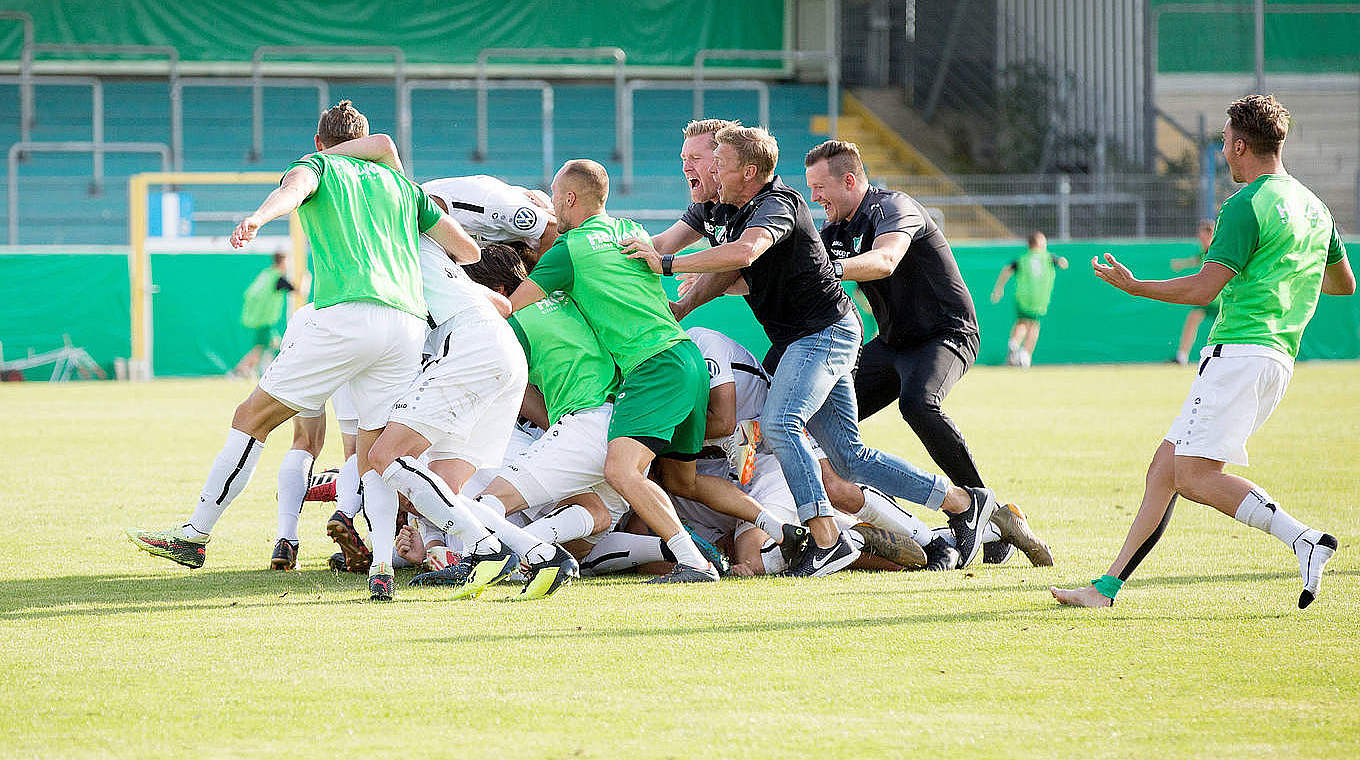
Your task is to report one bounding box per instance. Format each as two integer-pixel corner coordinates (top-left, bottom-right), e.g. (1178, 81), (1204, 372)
(1052, 95), (1353, 609)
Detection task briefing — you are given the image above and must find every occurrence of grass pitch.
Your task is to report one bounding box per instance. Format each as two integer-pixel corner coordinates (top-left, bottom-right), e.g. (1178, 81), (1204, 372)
(2, 363), (1357, 758)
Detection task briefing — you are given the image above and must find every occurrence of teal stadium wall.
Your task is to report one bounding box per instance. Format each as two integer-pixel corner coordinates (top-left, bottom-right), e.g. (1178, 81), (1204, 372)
(3, 240), (1357, 380)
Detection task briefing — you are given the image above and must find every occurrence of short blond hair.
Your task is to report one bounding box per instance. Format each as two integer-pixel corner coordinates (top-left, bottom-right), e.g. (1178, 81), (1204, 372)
(683, 119), (738, 148)
(558, 159), (609, 206)
(316, 100), (368, 148)
(804, 139), (866, 179)
(715, 125), (779, 180)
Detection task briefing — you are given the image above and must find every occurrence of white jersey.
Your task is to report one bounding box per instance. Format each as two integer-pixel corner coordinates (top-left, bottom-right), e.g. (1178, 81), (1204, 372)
(687, 327), (770, 425)
(421, 175), (549, 245)
(419, 235), (499, 328)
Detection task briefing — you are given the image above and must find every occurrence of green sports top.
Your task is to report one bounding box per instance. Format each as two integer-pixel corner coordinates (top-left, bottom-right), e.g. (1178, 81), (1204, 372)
(508, 290), (620, 426)
(240, 267), (287, 328)
(1012, 246), (1058, 314)
(1203, 173), (1347, 358)
(288, 153), (443, 318)
(527, 213), (688, 375)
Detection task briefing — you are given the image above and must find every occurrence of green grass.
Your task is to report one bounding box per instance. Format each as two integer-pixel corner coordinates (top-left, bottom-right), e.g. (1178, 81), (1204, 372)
(2, 364), (1358, 759)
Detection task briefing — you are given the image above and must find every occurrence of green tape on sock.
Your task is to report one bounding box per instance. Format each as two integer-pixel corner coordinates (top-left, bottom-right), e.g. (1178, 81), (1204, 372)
(1090, 574), (1123, 600)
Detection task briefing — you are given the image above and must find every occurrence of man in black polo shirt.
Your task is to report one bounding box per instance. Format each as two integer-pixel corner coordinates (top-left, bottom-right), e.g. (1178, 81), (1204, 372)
(805, 139), (1052, 567)
(625, 125), (998, 574)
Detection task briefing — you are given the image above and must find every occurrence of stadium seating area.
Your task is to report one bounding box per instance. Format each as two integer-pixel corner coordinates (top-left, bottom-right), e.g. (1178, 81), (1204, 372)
(0, 79), (830, 243)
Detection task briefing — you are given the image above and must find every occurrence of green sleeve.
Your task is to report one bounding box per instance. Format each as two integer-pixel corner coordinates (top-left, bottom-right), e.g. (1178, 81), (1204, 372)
(508, 315), (531, 361)
(414, 183), (444, 233)
(1327, 225), (1347, 266)
(1203, 196), (1259, 274)
(528, 238), (574, 294)
(286, 154), (324, 182)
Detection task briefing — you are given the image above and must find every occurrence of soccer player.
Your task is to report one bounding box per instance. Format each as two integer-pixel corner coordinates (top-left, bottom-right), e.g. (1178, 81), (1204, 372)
(628, 125), (997, 575)
(1170, 219), (1220, 365)
(508, 159), (722, 583)
(1052, 95), (1353, 609)
(420, 174), (559, 261)
(231, 251), (294, 378)
(805, 139), (1052, 568)
(990, 231), (1068, 367)
(126, 101), (477, 592)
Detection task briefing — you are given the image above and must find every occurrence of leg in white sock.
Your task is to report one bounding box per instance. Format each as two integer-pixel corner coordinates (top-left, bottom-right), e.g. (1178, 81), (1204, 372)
(580, 532), (671, 575)
(186, 428), (264, 538)
(361, 470), (398, 568)
(472, 495), (555, 564)
(336, 454), (362, 518)
(380, 457), (498, 552)
(276, 449), (313, 542)
(524, 504), (597, 546)
(856, 486), (934, 546)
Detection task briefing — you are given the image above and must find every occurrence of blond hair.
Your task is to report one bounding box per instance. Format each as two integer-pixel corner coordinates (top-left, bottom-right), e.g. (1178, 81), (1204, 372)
(804, 139), (866, 179)
(558, 159), (609, 206)
(683, 119), (739, 148)
(714, 125), (779, 180)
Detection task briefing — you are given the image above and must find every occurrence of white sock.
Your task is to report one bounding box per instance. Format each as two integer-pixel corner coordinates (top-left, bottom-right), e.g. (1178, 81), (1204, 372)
(580, 532), (670, 575)
(276, 449), (313, 543)
(759, 540), (786, 575)
(336, 454), (362, 518)
(666, 532), (710, 570)
(380, 457), (498, 552)
(845, 529), (866, 551)
(472, 495), (555, 564)
(754, 510), (789, 542)
(186, 428), (263, 538)
(361, 470), (398, 568)
(526, 504), (597, 545)
(856, 487), (933, 546)
(1234, 487), (1308, 547)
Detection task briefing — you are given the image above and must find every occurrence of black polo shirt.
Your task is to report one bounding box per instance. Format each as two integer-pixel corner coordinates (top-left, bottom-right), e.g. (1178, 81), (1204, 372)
(680, 200), (735, 247)
(710, 177), (853, 349)
(821, 186), (978, 350)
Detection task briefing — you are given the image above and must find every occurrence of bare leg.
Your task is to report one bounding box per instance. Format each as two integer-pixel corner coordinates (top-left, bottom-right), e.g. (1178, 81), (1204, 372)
(1176, 310), (1205, 364)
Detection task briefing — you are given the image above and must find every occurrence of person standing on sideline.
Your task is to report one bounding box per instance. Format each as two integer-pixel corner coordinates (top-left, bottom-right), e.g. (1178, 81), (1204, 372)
(1170, 219), (1220, 365)
(232, 251), (295, 378)
(990, 231), (1068, 366)
(1052, 95), (1353, 609)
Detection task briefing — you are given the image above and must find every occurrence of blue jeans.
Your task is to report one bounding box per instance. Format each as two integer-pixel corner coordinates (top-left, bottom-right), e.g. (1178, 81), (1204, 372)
(761, 311), (949, 523)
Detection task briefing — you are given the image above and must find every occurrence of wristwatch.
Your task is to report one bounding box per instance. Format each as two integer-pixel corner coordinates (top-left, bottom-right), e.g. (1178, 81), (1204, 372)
(831, 259), (845, 279)
(661, 253), (675, 276)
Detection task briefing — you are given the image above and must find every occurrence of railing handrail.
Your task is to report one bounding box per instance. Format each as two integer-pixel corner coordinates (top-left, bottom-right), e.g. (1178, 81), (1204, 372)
(474, 47), (625, 161)
(252, 46), (406, 167)
(174, 76), (329, 165)
(0, 75), (104, 189)
(403, 78), (555, 187)
(8, 141), (171, 245)
(621, 78), (771, 192)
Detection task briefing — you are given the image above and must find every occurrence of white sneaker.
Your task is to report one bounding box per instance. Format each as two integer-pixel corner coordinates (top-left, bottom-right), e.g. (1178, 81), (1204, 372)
(1294, 530), (1338, 609)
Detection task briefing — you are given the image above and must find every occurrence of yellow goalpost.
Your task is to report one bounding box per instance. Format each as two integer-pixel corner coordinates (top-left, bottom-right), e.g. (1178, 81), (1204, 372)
(127, 172), (308, 381)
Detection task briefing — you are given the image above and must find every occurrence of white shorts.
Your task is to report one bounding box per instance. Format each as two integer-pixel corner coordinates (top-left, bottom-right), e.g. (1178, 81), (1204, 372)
(261, 301), (425, 430)
(1164, 344), (1293, 467)
(499, 404), (614, 511)
(294, 381), (359, 436)
(391, 311), (528, 469)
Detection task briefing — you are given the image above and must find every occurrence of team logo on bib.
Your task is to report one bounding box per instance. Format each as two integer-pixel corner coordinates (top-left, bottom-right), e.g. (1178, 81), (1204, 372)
(513, 207), (538, 231)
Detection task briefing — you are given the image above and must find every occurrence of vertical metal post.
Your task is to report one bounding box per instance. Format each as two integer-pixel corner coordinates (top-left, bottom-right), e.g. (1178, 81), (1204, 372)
(1057, 174), (1071, 240)
(693, 53), (706, 120)
(613, 52), (626, 160)
(169, 62), (182, 172)
(542, 86), (555, 188)
(1254, 0), (1265, 93)
(251, 67), (263, 162)
(91, 83), (104, 193)
(1197, 112), (1211, 221)
(476, 66), (489, 161)
(1, 12), (35, 144)
(904, 0), (916, 105)
(827, 0), (840, 137)
(1144, 4), (1158, 172)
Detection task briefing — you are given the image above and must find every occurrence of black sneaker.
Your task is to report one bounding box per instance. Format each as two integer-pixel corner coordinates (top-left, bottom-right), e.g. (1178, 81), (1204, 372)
(448, 544), (518, 600)
(781, 532), (860, 578)
(125, 526), (208, 569)
(327, 552), (354, 573)
(326, 510), (372, 573)
(368, 562), (394, 601)
(851, 523), (927, 569)
(409, 556), (475, 586)
(923, 536), (960, 571)
(684, 525), (731, 576)
(779, 523), (811, 564)
(981, 539), (1015, 565)
(948, 487), (998, 568)
(519, 545), (580, 600)
(645, 563), (720, 583)
(270, 538), (298, 571)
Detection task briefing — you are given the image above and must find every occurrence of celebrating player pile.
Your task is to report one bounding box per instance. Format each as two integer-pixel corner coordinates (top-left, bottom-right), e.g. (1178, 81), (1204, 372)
(126, 92), (1347, 610)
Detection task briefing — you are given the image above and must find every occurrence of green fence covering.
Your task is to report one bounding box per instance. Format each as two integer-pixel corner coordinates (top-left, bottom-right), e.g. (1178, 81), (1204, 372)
(0, 0), (785, 68)
(3, 241), (1357, 381)
(1151, 0), (1360, 73)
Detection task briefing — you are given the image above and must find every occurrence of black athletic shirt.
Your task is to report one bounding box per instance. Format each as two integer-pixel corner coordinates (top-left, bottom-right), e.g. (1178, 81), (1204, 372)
(704, 177), (853, 348)
(680, 200), (736, 247)
(820, 186), (978, 349)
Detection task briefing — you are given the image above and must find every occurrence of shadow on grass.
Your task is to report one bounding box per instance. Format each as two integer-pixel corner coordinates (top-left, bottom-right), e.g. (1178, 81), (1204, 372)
(830, 569), (1360, 597)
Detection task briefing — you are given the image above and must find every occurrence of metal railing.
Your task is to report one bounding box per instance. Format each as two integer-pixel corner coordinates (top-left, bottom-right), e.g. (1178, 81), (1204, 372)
(0, 11), (35, 135)
(474, 47), (625, 161)
(402, 78), (555, 185)
(173, 77), (329, 167)
(21, 44), (180, 167)
(8, 141), (171, 244)
(252, 46), (406, 164)
(694, 48), (839, 138)
(621, 79), (770, 192)
(0, 75), (103, 187)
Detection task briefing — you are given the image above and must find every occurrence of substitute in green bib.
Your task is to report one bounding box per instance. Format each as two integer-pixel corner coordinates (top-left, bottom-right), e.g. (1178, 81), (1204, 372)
(509, 160), (730, 584)
(1054, 94), (1355, 610)
(232, 251), (296, 378)
(990, 231), (1068, 367)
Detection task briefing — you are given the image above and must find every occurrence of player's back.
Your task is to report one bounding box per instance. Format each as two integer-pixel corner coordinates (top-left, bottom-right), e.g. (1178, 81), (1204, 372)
(511, 291), (620, 425)
(421, 175), (547, 244)
(528, 213), (687, 375)
(291, 153), (436, 318)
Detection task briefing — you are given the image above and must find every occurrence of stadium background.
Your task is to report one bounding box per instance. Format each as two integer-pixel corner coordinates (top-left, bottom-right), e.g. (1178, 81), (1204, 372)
(2, 0), (1358, 378)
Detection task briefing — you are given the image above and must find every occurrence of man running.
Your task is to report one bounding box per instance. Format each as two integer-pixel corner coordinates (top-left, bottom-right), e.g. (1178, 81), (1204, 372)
(1052, 95), (1353, 609)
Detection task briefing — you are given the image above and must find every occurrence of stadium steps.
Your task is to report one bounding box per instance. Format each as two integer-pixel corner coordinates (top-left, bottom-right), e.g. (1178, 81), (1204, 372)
(814, 92), (1011, 240)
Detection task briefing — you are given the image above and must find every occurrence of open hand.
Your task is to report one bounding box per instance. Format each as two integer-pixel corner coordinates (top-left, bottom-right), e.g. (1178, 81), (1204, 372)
(1092, 252), (1137, 293)
(621, 235), (663, 274)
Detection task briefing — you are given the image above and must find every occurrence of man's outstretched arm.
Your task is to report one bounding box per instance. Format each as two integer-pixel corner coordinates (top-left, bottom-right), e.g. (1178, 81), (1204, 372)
(1092, 253), (1234, 306)
(230, 166), (318, 248)
(321, 134), (403, 174)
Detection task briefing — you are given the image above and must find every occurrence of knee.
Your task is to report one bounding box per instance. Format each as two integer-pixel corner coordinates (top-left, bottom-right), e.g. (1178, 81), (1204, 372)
(1172, 460), (1210, 500)
(659, 468), (696, 498)
(367, 441), (398, 477)
(603, 458), (640, 492)
(897, 395), (942, 426)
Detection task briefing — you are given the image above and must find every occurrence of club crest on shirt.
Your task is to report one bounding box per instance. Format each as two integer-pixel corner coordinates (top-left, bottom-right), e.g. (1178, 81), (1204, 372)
(513, 207), (538, 231)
